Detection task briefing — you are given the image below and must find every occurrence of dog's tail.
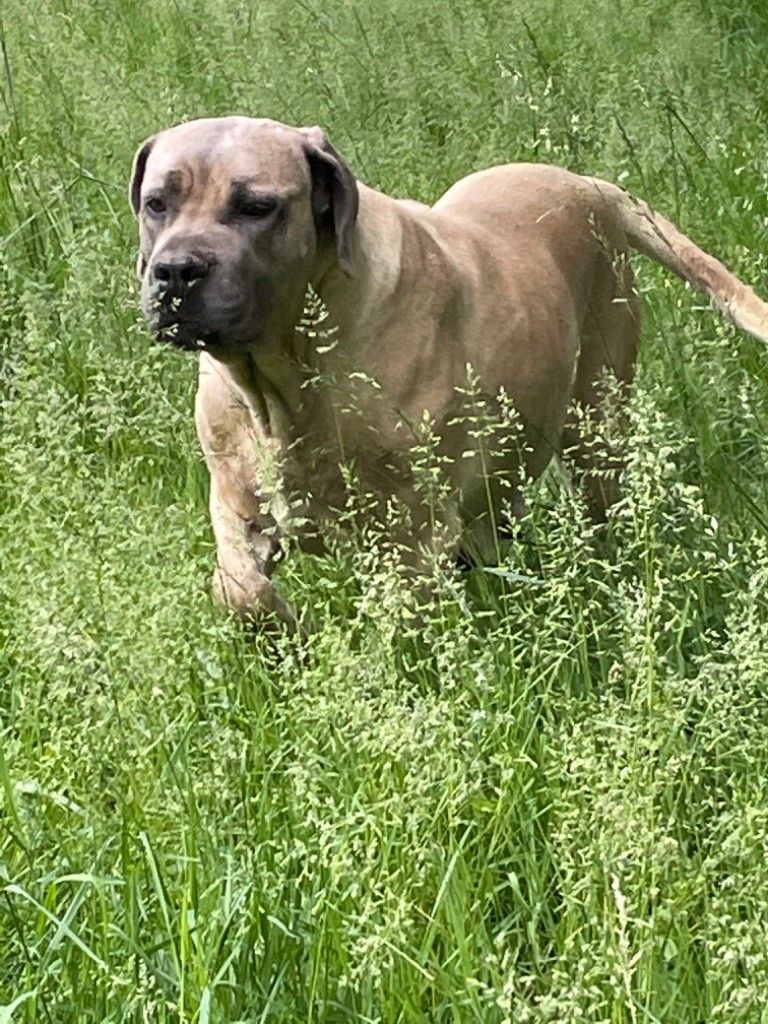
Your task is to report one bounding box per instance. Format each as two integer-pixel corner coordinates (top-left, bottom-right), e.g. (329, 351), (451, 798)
(583, 176), (768, 344)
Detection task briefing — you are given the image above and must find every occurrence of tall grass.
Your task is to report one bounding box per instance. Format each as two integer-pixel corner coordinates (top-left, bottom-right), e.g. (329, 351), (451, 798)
(2, 0), (768, 1020)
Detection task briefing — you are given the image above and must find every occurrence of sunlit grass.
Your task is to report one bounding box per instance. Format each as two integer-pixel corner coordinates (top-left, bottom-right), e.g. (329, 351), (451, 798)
(2, 0), (768, 1020)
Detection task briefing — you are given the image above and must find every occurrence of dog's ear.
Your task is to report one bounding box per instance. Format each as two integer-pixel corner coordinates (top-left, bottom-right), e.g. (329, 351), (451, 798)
(129, 136), (156, 277)
(129, 135), (156, 216)
(301, 127), (359, 277)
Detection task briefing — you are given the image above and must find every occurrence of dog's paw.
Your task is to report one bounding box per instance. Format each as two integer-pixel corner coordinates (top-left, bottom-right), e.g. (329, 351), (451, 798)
(211, 567), (303, 636)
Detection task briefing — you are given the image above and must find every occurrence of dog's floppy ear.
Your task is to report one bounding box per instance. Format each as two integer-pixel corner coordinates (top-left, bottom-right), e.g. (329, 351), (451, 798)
(129, 135), (156, 216)
(301, 127), (359, 277)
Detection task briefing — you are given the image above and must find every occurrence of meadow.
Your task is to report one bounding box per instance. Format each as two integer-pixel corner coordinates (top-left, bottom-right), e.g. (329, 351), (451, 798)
(2, 0), (768, 1020)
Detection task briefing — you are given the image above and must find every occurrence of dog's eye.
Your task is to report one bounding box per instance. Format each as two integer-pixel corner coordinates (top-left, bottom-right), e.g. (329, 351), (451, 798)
(237, 196), (278, 219)
(145, 197), (167, 217)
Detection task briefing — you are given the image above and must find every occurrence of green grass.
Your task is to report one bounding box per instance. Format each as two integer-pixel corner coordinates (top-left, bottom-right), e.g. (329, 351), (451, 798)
(2, 0), (768, 1020)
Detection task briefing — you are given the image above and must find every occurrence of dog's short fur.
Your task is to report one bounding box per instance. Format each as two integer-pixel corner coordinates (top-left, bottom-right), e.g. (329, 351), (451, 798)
(129, 116), (768, 628)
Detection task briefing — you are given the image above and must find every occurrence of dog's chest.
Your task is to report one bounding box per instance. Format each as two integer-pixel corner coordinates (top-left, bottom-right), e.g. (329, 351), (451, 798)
(268, 378), (417, 535)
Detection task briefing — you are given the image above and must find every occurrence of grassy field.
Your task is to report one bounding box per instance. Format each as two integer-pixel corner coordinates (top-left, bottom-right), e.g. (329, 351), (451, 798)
(2, 0), (768, 1020)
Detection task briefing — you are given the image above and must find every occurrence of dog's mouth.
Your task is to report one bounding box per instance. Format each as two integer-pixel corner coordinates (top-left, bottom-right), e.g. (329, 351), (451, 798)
(151, 318), (221, 352)
(143, 290), (249, 354)
(142, 298), (226, 351)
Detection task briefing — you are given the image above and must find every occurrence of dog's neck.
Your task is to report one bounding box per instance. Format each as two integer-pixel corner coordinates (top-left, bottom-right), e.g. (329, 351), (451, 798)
(312, 183), (407, 333)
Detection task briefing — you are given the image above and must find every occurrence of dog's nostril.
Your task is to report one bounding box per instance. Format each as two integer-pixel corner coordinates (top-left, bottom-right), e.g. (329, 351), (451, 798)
(152, 256), (210, 291)
(180, 259), (208, 284)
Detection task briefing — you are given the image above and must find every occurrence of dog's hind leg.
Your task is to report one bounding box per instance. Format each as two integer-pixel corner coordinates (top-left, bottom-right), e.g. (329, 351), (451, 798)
(561, 251), (641, 519)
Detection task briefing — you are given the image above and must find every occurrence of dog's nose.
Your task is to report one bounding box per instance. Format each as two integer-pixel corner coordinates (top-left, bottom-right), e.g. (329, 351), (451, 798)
(152, 255), (210, 294)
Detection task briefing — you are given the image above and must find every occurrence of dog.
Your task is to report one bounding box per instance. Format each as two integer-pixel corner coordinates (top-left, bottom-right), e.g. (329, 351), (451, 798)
(129, 116), (768, 629)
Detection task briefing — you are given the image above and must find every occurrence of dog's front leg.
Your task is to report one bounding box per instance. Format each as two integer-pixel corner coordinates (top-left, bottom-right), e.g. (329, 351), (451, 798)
(208, 477), (299, 633)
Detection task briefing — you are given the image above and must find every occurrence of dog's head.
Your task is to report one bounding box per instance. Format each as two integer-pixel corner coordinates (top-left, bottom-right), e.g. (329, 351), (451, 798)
(129, 116), (358, 353)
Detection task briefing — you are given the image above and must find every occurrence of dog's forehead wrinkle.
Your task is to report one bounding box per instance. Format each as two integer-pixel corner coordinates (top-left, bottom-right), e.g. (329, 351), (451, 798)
(143, 163), (201, 203)
(162, 168), (186, 193)
(230, 176), (303, 199)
